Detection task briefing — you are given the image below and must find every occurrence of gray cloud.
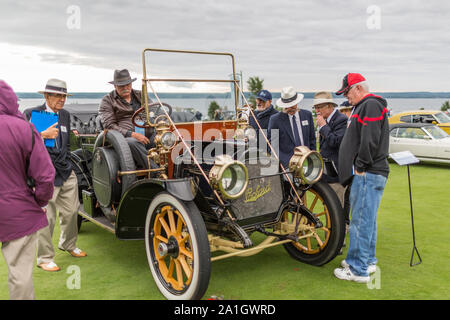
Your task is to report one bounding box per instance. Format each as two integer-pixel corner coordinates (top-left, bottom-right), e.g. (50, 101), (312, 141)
(1, 0), (449, 91)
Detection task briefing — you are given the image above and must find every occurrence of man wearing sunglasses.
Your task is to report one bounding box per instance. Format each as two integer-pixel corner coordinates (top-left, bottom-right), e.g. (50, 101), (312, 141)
(333, 73), (390, 283)
(24, 79), (87, 272)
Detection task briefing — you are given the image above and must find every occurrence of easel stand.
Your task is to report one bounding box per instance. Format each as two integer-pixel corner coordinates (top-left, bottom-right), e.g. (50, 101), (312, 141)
(407, 165), (422, 267)
(389, 151), (422, 267)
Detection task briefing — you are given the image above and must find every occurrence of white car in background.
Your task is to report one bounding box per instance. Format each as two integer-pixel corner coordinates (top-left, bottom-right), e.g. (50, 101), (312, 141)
(389, 123), (450, 164)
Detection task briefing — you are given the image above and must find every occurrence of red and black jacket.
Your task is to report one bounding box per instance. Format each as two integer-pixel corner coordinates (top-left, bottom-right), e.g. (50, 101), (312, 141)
(338, 94), (390, 186)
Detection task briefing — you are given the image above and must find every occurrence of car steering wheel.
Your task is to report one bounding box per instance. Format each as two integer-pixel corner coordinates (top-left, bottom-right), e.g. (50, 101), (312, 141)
(132, 102), (173, 128)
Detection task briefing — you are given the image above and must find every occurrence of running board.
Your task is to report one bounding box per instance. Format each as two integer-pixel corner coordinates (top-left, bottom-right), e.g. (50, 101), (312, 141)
(78, 205), (116, 234)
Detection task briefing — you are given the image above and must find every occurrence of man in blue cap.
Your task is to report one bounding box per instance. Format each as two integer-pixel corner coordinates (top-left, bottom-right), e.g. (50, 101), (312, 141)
(249, 89), (278, 135)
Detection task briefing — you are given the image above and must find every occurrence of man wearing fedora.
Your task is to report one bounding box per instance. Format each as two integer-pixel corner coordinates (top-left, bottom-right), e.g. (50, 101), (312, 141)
(333, 73), (390, 283)
(99, 69), (152, 169)
(24, 79), (87, 272)
(313, 91), (347, 206)
(267, 87), (316, 169)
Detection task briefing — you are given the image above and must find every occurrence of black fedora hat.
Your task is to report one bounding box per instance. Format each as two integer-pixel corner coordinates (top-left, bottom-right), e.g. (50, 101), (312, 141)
(108, 69), (137, 86)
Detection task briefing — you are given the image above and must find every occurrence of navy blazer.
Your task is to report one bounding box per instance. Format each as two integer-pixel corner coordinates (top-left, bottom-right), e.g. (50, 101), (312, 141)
(268, 109), (316, 169)
(318, 110), (348, 183)
(24, 104), (73, 186)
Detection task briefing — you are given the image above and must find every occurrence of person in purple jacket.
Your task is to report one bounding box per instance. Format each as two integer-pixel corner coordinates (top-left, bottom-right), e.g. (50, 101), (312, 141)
(0, 80), (55, 299)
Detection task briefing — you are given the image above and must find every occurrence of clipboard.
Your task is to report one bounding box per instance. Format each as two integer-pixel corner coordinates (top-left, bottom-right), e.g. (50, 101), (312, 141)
(30, 110), (59, 147)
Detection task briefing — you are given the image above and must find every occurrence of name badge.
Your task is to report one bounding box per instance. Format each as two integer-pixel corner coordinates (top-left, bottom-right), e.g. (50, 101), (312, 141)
(60, 125), (67, 133)
(302, 120), (309, 126)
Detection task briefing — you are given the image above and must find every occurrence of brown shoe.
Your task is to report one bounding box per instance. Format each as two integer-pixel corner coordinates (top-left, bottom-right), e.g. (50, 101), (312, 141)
(69, 248), (87, 258)
(38, 261), (60, 272)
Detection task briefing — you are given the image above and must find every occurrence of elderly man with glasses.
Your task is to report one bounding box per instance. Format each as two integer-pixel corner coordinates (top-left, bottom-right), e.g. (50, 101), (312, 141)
(24, 79), (87, 272)
(333, 73), (390, 283)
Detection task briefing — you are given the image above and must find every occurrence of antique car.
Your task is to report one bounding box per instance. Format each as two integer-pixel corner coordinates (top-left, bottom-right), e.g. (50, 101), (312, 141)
(389, 123), (450, 164)
(389, 110), (450, 134)
(72, 48), (345, 300)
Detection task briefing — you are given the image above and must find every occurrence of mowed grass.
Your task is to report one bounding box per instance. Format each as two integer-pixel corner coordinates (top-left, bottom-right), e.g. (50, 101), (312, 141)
(0, 163), (449, 300)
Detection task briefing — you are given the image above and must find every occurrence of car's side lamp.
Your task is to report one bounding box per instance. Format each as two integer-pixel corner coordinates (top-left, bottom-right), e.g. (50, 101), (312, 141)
(289, 146), (324, 185)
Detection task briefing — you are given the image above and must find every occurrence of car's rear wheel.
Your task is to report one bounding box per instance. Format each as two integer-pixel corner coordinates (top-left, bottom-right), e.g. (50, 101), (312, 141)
(145, 192), (211, 300)
(283, 181), (345, 266)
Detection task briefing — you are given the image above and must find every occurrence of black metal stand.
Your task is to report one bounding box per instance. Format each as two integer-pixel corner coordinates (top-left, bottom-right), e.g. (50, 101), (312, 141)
(407, 165), (422, 267)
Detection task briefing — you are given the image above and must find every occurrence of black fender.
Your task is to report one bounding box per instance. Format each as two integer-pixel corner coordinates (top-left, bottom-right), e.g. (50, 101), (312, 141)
(115, 177), (197, 240)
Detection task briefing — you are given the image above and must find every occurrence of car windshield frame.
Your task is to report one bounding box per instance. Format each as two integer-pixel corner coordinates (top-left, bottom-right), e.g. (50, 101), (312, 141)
(434, 112), (450, 123)
(423, 125), (449, 139)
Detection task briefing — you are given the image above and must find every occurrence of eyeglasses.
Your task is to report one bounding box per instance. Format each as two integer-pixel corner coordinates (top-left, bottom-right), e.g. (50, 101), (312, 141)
(344, 84), (357, 96)
(48, 93), (67, 99)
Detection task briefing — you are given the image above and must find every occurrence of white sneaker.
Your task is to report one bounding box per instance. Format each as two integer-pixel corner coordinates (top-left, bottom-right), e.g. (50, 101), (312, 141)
(341, 260), (377, 274)
(334, 267), (370, 283)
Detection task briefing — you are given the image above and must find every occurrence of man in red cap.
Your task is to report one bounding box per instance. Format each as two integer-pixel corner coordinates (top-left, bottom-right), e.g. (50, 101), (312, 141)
(333, 73), (390, 283)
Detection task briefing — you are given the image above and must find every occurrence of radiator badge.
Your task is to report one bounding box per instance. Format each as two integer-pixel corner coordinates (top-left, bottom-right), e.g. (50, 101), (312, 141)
(244, 181), (271, 203)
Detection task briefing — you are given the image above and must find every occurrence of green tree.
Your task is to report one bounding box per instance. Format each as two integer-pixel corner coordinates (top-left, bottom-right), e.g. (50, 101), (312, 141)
(246, 76), (264, 108)
(441, 100), (450, 112)
(208, 101), (220, 120)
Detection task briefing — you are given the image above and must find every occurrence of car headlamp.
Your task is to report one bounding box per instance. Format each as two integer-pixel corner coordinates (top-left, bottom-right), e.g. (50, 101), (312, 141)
(244, 127), (257, 140)
(160, 132), (177, 150)
(209, 155), (249, 199)
(289, 146), (323, 184)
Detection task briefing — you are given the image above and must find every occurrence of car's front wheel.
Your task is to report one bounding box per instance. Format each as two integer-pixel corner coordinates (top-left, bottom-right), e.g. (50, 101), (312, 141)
(282, 181), (345, 266)
(145, 192), (211, 300)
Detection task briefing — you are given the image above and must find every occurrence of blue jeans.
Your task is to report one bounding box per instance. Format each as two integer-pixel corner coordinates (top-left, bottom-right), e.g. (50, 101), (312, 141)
(346, 172), (387, 276)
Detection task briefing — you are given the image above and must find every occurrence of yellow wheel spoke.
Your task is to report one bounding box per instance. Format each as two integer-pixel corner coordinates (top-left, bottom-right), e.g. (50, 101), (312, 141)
(155, 235), (168, 243)
(159, 217), (171, 236)
(168, 209), (176, 233)
(320, 227), (330, 233)
(175, 260), (184, 288)
(179, 247), (193, 260)
(316, 211), (326, 217)
(178, 256), (192, 279)
(314, 233), (324, 247)
(309, 195), (319, 212)
(167, 258), (174, 278)
(176, 214), (183, 236)
(306, 237), (312, 251)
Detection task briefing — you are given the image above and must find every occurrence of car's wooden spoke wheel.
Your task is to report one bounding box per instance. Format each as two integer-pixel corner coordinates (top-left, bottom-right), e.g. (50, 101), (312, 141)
(283, 181), (345, 266)
(145, 192), (210, 300)
(153, 205), (193, 291)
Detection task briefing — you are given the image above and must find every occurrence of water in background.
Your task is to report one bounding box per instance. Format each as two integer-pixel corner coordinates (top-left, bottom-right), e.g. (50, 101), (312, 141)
(18, 97), (449, 116)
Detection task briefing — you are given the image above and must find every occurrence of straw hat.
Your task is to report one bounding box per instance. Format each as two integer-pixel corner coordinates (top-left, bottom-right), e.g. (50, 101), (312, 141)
(38, 78), (72, 96)
(313, 91), (337, 108)
(276, 87), (304, 108)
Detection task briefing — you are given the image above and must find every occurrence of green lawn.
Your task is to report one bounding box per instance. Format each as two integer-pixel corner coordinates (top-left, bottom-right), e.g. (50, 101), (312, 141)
(1, 163), (449, 300)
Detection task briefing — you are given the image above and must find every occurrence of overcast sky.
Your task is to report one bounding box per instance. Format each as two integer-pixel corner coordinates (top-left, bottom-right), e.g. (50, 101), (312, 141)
(1, 0), (449, 92)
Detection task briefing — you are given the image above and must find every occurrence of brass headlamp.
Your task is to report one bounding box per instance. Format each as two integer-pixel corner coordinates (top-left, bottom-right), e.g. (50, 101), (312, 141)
(289, 146), (324, 185)
(209, 155), (249, 199)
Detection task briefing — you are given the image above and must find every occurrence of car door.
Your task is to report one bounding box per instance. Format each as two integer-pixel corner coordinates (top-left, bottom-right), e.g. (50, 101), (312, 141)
(391, 127), (436, 159)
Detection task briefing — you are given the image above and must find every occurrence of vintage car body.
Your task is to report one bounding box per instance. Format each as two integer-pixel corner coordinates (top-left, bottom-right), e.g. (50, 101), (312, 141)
(389, 123), (450, 164)
(389, 110), (450, 134)
(72, 48), (345, 300)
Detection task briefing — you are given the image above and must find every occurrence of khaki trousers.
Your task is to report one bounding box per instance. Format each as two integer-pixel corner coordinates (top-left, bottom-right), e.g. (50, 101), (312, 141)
(37, 171), (80, 265)
(1, 232), (38, 300)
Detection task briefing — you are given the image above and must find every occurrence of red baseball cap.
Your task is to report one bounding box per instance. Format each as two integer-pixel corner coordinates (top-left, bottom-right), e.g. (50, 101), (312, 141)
(336, 73), (366, 95)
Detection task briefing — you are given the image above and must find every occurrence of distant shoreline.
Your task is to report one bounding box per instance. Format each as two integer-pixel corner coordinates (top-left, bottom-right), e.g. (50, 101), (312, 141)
(16, 92), (450, 99)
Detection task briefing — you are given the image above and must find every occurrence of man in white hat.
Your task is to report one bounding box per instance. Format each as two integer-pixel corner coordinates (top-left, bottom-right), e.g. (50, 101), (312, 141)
(267, 86), (316, 169)
(24, 79), (87, 272)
